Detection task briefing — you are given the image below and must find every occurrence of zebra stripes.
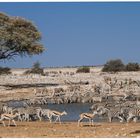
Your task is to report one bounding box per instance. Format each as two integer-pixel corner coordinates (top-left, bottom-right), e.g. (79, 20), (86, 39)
(96, 106), (125, 122)
(39, 109), (52, 122)
(127, 107), (140, 122)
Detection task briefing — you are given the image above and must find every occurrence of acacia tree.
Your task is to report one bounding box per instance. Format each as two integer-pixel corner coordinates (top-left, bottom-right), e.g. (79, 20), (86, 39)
(0, 12), (45, 60)
(102, 59), (125, 72)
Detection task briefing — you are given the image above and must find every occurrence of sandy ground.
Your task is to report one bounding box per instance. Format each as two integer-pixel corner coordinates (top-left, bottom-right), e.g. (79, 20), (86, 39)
(0, 121), (140, 138)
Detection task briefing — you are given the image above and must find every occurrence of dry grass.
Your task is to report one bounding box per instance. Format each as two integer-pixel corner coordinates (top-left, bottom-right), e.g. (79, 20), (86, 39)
(0, 121), (140, 138)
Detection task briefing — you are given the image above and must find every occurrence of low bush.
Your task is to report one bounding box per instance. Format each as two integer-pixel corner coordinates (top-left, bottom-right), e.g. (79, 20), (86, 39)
(125, 62), (140, 71)
(76, 66), (90, 73)
(24, 61), (44, 75)
(102, 59), (125, 72)
(0, 67), (11, 75)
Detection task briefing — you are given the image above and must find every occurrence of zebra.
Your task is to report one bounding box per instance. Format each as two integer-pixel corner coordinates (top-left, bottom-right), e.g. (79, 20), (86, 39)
(14, 106), (42, 121)
(0, 102), (5, 113)
(39, 109), (52, 122)
(2, 105), (14, 114)
(24, 106), (43, 121)
(13, 107), (27, 121)
(96, 106), (125, 122)
(127, 107), (140, 122)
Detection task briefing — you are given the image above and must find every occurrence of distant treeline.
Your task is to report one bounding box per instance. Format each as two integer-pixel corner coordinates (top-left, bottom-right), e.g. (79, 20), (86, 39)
(44, 65), (103, 69)
(102, 59), (140, 72)
(1, 59), (140, 75)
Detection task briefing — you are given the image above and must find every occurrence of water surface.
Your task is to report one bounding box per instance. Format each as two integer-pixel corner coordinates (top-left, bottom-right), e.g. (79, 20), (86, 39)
(8, 101), (99, 121)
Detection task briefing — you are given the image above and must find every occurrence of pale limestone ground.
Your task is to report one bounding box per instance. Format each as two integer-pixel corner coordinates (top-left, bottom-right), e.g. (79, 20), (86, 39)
(0, 67), (140, 102)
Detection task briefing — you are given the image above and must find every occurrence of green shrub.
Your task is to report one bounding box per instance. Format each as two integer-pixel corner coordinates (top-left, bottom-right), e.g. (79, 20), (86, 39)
(102, 59), (125, 72)
(24, 61), (44, 75)
(24, 70), (31, 75)
(125, 63), (140, 71)
(0, 67), (11, 75)
(76, 66), (90, 73)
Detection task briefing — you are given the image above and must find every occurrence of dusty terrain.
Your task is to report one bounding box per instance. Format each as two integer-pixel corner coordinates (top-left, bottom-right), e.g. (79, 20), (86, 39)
(0, 67), (140, 103)
(0, 121), (140, 138)
(0, 67), (140, 138)
(0, 67), (102, 102)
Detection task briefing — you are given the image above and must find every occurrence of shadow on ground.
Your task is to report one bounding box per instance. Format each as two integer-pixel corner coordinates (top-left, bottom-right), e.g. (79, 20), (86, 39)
(81, 124), (101, 127)
(0, 83), (59, 89)
(130, 130), (140, 134)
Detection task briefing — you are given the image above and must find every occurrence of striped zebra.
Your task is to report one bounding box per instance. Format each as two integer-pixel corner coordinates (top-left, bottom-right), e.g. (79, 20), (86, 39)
(25, 106), (43, 121)
(2, 105), (13, 114)
(127, 107), (140, 122)
(96, 106), (125, 122)
(39, 109), (53, 122)
(0, 102), (5, 113)
(13, 107), (27, 121)
(14, 106), (42, 121)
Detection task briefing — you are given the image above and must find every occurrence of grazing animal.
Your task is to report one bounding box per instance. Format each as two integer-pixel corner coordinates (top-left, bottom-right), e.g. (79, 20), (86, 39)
(14, 106), (42, 122)
(2, 105), (13, 114)
(0, 113), (20, 127)
(78, 111), (97, 126)
(48, 110), (67, 124)
(39, 109), (52, 122)
(127, 107), (140, 122)
(13, 107), (27, 121)
(23, 107), (42, 121)
(96, 106), (124, 123)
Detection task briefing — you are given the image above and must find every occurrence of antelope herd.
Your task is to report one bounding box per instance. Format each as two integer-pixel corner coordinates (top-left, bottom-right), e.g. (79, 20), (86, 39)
(0, 68), (140, 127)
(0, 103), (68, 126)
(0, 98), (140, 127)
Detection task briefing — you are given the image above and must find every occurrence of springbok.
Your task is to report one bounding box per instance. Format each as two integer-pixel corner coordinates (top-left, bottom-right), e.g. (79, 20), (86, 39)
(0, 112), (20, 127)
(78, 111), (98, 126)
(48, 110), (67, 124)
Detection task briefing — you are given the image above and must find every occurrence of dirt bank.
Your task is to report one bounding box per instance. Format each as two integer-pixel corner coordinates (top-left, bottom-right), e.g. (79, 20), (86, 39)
(0, 121), (140, 138)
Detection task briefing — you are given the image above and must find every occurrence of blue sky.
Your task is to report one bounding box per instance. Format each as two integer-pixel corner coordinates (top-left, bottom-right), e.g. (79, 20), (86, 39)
(0, 2), (140, 68)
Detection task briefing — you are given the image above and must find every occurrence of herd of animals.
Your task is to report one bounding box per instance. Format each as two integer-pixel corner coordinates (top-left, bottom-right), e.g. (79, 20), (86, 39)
(0, 73), (140, 127)
(0, 103), (68, 127)
(0, 95), (140, 127)
(22, 75), (140, 105)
